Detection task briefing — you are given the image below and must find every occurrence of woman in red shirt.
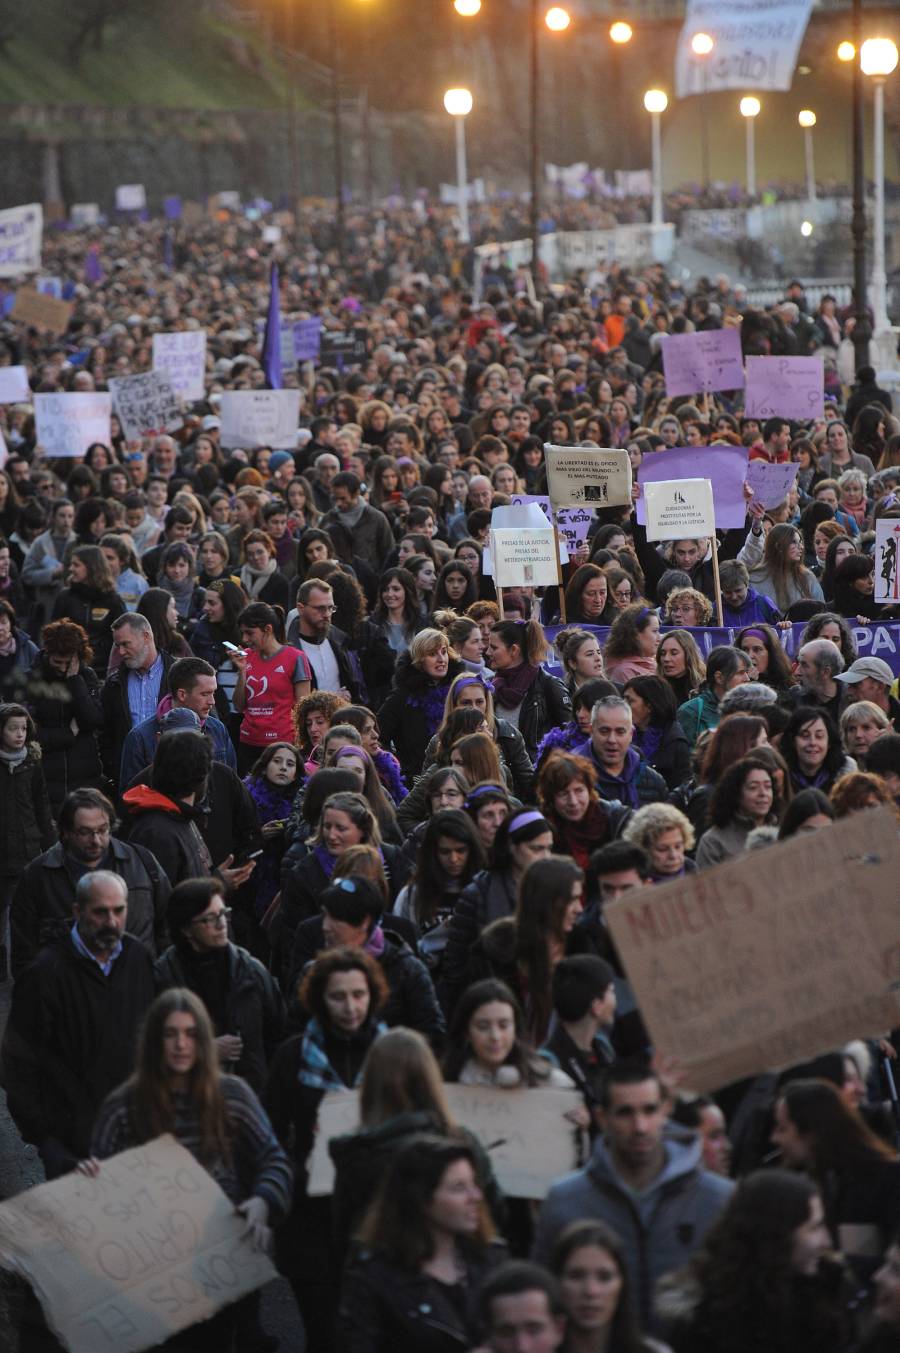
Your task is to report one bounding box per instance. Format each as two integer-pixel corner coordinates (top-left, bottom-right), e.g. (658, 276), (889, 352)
(233, 601), (311, 774)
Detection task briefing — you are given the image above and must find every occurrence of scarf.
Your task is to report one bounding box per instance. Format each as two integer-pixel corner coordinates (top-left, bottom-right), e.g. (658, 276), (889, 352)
(633, 723), (665, 766)
(296, 1015), (388, 1091)
(364, 925), (386, 959)
(243, 773), (294, 825)
(313, 842), (338, 878)
(162, 575), (196, 618)
(556, 801), (610, 869)
(0, 746), (27, 770)
(240, 557), (277, 600)
(492, 661), (539, 710)
(0, 630), (16, 658)
(407, 679), (452, 736)
(334, 501), (366, 529)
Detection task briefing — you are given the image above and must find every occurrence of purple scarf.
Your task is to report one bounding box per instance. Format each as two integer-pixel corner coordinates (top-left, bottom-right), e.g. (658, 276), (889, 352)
(313, 843), (338, 878)
(633, 724), (665, 766)
(492, 662), (539, 711)
(407, 680), (452, 736)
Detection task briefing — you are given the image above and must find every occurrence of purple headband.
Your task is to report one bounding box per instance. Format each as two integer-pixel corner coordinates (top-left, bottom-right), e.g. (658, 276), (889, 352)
(636, 606), (651, 623)
(741, 628), (767, 643)
(396, 457), (416, 467)
(455, 674), (495, 695)
(464, 783), (507, 806)
(335, 746), (368, 764)
(508, 809), (548, 835)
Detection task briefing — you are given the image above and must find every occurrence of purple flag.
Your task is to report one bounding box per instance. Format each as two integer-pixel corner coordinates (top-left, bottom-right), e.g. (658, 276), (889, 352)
(163, 231), (174, 272)
(84, 245), (103, 285)
(262, 263), (283, 391)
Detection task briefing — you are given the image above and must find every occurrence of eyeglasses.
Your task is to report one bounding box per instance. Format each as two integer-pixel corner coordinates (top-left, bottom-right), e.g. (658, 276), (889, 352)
(72, 826), (111, 840)
(306, 604), (336, 614)
(194, 907), (231, 928)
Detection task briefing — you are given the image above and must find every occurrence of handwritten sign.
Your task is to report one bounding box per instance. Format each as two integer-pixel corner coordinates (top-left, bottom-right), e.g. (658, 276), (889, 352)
(308, 1085), (583, 1198)
(109, 373), (183, 440)
(319, 328), (367, 368)
(293, 318), (322, 363)
(637, 445), (749, 529)
(605, 806), (900, 1093)
(219, 390), (301, 449)
(491, 526), (559, 586)
(875, 519), (900, 605)
(0, 1134), (277, 1353)
(152, 331), (206, 403)
(545, 445), (632, 509)
(556, 507), (594, 557)
(644, 478), (715, 542)
(745, 459), (800, 509)
(35, 393), (112, 459)
(661, 329), (746, 397)
(744, 356), (824, 420)
(11, 288), (73, 335)
(0, 365), (30, 403)
(0, 204), (43, 278)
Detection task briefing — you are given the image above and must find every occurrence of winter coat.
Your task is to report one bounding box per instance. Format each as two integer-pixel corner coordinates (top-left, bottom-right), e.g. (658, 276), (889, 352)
(320, 502), (394, 573)
(0, 933), (155, 1164)
(288, 918), (445, 1048)
(337, 1242), (508, 1353)
(695, 815), (761, 869)
(377, 653), (468, 782)
(50, 583), (126, 676)
(100, 650), (176, 787)
(438, 868), (519, 1015)
(571, 739), (669, 809)
(0, 743), (56, 877)
(0, 629), (39, 694)
(121, 785), (211, 887)
(421, 716), (535, 802)
(676, 688), (721, 747)
(21, 529), (77, 624)
(639, 720), (692, 792)
(119, 707), (236, 789)
(124, 760), (261, 879)
(26, 656), (105, 814)
(154, 941), (285, 1092)
(498, 667), (572, 762)
(533, 1125), (734, 1329)
(738, 528), (824, 613)
(12, 834), (166, 982)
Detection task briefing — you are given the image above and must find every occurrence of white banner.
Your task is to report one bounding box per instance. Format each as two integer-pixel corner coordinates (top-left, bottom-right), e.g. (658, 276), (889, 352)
(0, 366), (31, 403)
(115, 184), (146, 212)
(152, 331), (207, 403)
(875, 520), (900, 606)
(675, 0), (813, 98)
(34, 393), (112, 459)
(0, 204), (42, 278)
(219, 390), (300, 449)
(644, 478), (716, 542)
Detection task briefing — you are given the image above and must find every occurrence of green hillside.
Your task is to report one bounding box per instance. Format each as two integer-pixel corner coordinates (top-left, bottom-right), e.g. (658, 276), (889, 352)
(0, 2), (295, 109)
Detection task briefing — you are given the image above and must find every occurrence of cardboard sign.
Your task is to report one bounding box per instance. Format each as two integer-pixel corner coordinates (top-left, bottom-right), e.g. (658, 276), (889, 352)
(661, 329), (746, 397)
(11, 288), (74, 335)
(875, 519), (900, 605)
(115, 184), (146, 212)
(308, 1085), (583, 1198)
(491, 526), (559, 586)
(745, 459), (800, 509)
(744, 356), (824, 420)
(556, 507), (594, 557)
(0, 1134), (277, 1353)
(35, 393), (112, 458)
(0, 365), (30, 403)
(319, 328), (367, 367)
(644, 478), (715, 541)
(637, 445), (749, 529)
(109, 373), (183, 440)
(0, 203), (43, 278)
(544, 444), (632, 509)
(605, 806), (900, 1093)
(219, 390), (301, 449)
(152, 331), (207, 403)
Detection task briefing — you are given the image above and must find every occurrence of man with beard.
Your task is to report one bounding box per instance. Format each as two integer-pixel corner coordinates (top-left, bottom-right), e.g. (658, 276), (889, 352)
(1, 870), (155, 1176)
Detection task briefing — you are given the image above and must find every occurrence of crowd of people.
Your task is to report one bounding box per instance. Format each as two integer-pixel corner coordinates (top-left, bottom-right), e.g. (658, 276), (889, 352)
(0, 208), (898, 1352)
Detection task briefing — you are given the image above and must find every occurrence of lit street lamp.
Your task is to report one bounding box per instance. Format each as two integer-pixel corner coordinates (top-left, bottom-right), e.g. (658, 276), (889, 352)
(798, 109), (817, 204)
(454, 0), (481, 13)
(609, 21), (632, 44)
(861, 37), (899, 332)
(528, 4), (570, 290)
(643, 88), (668, 228)
(739, 96), (761, 198)
(443, 87), (474, 244)
(545, 6), (570, 32)
(690, 31), (715, 187)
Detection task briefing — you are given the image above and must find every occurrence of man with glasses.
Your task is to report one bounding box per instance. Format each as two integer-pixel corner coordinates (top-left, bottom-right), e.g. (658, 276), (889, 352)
(1, 869), (156, 1176)
(10, 787), (170, 978)
(154, 876), (284, 1093)
(287, 579), (360, 701)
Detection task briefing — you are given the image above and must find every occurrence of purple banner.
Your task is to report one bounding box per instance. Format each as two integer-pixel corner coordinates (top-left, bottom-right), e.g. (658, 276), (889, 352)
(636, 445), (749, 529)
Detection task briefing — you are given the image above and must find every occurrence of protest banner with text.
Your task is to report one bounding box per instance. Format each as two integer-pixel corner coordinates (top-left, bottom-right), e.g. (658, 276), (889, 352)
(637, 444), (749, 529)
(644, 478), (716, 542)
(744, 355), (824, 420)
(109, 373), (183, 441)
(545, 445), (632, 509)
(675, 0), (813, 98)
(0, 204), (43, 278)
(0, 365), (30, 403)
(661, 329), (745, 397)
(11, 288), (73, 336)
(152, 332), (207, 403)
(219, 390), (301, 450)
(35, 393), (112, 458)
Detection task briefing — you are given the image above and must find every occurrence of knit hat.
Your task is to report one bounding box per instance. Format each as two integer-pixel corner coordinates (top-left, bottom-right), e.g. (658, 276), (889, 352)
(269, 450), (293, 473)
(159, 707), (202, 732)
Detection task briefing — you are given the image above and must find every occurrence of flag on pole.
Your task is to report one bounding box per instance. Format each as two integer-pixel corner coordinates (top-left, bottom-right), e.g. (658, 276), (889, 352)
(262, 262), (282, 391)
(84, 245), (103, 285)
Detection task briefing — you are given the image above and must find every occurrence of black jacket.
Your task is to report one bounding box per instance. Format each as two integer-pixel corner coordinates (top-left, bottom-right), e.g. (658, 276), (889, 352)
(285, 617), (362, 702)
(10, 835), (170, 979)
(499, 667), (572, 762)
(154, 941), (285, 1092)
(288, 918), (445, 1048)
(377, 653), (468, 782)
(0, 933), (155, 1163)
(100, 650), (176, 787)
(121, 785), (211, 887)
(27, 655), (105, 813)
(337, 1243), (507, 1353)
(50, 583), (126, 675)
(125, 760), (261, 877)
(645, 719), (692, 792)
(0, 742), (56, 876)
(438, 867), (519, 1015)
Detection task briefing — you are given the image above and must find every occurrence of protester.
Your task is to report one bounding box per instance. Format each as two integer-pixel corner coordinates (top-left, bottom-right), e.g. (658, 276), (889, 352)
(27, 619), (105, 814)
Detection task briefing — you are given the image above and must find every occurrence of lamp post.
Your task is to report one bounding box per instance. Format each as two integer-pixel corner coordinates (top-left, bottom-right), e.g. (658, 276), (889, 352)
(327, 0), (346, 264)
(643, 89), (668, 229)
(861, 37), (899, 333)
(798, 110), (817, 205)
(443, 87), (474, 245)
(691, 31), (715, 188)
(529, 3), (570, 293)
(739, 96), (760, 198)
(453, 0), (481, 12)
(609, 21), (633, 172)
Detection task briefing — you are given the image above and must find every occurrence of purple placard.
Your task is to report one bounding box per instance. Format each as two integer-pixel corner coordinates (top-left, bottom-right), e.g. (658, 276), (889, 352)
(661, 329), (746, 397)
(746, 460), (800, 509)
(636, 445), (750, 529)
(744, 356), (824, 420)
(293, 318), (322, 362)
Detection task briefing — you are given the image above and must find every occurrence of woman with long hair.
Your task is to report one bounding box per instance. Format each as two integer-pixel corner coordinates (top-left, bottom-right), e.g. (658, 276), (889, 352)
(564, 564), (616, 626)
(373, 566), (421, 656)
(293, 689), (350, 773)
(285, 475), (320, 533)
(736, 624), (797, 692)
(377, 627), (466, 782)
(187, 577), (249, 722)
(832, 554), (881, 622)
(51, 543), (125, 676)
(28, 619), (104, 815)
(800, 611), (858, 669)
(137, 586), (193, 658)
(196, 529), (232, 588)
(337, 704), (407, 805)
(157, 540), (205, 625)
(486, 618), (571, 761)
(820, 534), (858, 602)
(419, 671), (534, 800)
(432, 608), (491, 678)
(695, 757), (782, 868)
(394, 807), (484, 948)
(99, 531), (148, 610)
(780, 706), (854, 794)
(239, 528), (291, 612)
(454, 537), (497, 603)
(85, 989), (293, 1353)
(676, 646), (753, 747)
(537, 751), (631, 868)
(338, 1134), (503, 1352)
(442, 977), (573, 1089)
(233, 600), (312, 775)
(659, 1170), (852, 1353)
(602, 604), (662, 684)
(657, 629), (706, 707)
(739, 521), (824, 614)
(243, 741), (301, 927)
(622, 674), (691, 790)
(432, 560), (478, 614)
(680, 713), (770, 835)
(370, 455), (403, 509)
(552, 1219), (666, 1353)
(331, 744), (402, 844)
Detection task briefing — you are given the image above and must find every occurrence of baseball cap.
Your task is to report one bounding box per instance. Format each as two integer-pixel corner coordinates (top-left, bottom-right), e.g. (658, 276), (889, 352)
(201, 415), (221, 431)
(159, 707), (203, 732)
(834, 657), (894, 686)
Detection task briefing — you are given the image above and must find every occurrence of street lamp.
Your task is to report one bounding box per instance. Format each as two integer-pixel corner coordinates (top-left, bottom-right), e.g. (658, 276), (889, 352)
(861, 37), (899, 332)
(453, 0), (481, 13)
(443, 87), (474, 245)
(609, 21), (632, 44)
(798, 109), (817, 204)
(529, 3), (570, 291)
(545, 6), (570, 31)
(690, 31), (715, 187)
(643, 89), (667, 229)
(837, 40), (856, 63)
(739, 96), (761, 198)
(691, 31), (714, 56)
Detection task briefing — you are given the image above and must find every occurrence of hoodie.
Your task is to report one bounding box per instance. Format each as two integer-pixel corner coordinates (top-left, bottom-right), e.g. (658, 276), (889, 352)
(122, 785), (212, 886)
(533, 1124), (734, 1329)
(572, 738), (668, 810)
